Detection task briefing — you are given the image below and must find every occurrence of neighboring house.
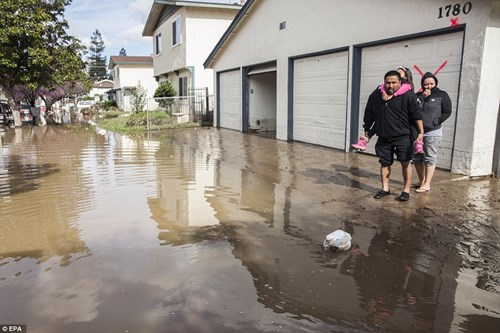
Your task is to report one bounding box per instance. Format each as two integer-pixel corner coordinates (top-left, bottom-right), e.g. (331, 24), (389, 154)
(142, 0), (243, 97)
(108, 56), (156, 112)
(204, 0), (500, 178)
(90, 79), (113, 102)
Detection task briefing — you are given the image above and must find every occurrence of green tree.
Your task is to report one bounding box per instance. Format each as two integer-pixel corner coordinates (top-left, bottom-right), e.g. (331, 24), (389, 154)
(87, 29), (108, 81)
(131, 81), (147, 113)
(153, 81), (176, 112)
(0, 0), (89, 105)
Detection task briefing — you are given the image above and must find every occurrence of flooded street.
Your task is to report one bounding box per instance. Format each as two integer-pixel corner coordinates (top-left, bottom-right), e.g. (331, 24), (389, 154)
(0, 125), (499, 333)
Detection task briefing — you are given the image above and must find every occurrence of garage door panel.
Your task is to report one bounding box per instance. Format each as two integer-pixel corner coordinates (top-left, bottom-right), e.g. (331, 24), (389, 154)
(318, 80), (335, 95)
(316, 104), (332, 119)
(357, 31), (463, 169)
(364, 48), (383, 65)
(334, 79), (348, 94)
(362, 76), (381, 94)
(219, 70), (241, 131)
(438, 37), (463, 56)
(295, 82), (306, 95)
(409, 41), (434, 61)
(385, 45), (406, 61)
(293, 51), (348, 149)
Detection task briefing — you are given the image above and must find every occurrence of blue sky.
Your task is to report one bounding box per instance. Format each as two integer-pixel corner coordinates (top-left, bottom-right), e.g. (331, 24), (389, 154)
(65, 0), (152, 58)
(65, 0), (241, 59)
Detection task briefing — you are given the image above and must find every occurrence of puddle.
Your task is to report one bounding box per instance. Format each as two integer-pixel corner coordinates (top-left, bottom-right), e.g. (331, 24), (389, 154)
(0, 125), (498, 332)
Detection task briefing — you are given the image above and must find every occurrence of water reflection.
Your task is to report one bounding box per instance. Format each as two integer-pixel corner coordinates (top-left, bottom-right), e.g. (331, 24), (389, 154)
(1, 127), (91, 268)
(0, 126), (498, 332)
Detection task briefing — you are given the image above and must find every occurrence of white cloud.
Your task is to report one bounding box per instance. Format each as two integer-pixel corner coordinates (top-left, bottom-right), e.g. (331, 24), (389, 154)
(66, 0), (152, 56)
(128, 0), (152, 17)
(65, 0), (241, 57)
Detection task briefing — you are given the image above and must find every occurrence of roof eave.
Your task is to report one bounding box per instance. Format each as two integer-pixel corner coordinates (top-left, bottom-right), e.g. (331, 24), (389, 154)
(203, 0), (254, 69)
(143, 2), (163, 37)
(143, 0), (242, 37)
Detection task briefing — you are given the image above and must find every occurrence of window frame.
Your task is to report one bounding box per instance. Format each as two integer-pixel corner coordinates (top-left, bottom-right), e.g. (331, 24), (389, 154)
(155, 33), (162, 54)
(172, 16), (182, 47)
(178, 77), (188, 99)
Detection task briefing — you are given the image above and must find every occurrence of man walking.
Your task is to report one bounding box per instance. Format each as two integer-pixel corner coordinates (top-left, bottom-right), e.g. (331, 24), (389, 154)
(362, 70), (424, 201)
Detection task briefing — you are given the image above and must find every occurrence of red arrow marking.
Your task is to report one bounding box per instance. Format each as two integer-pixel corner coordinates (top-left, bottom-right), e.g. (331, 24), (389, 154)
(413, 61), (449, 92)
(433, 60), (448, 76)
(413, 65), (424, 77)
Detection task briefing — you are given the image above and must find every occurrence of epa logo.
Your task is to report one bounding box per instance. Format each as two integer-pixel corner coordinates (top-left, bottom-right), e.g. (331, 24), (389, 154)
(0, 325), (26, 332)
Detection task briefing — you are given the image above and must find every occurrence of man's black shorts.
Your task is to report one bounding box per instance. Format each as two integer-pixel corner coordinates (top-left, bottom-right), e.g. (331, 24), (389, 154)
(375, 136), (412, 166)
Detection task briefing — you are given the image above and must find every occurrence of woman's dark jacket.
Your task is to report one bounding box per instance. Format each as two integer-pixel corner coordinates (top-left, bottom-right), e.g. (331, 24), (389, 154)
(417, 87), (452, 132)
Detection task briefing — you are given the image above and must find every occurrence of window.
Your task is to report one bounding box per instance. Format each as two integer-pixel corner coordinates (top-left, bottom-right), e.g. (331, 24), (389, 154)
(179, 77), (188, 98)
(155, 33), (162, 54)
(172, 17), (181, 46)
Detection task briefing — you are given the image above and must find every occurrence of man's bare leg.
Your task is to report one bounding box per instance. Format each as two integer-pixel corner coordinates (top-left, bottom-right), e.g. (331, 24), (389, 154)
(380, 166), (391, 192)
(401, 161), (411, 193)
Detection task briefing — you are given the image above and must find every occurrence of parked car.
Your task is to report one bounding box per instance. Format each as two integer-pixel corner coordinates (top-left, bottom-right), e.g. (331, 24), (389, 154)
(76, 100), (95, 113)
(0, 102), (15, 128)
(64, 103), (75, 113)
(18, 104), (32, 123)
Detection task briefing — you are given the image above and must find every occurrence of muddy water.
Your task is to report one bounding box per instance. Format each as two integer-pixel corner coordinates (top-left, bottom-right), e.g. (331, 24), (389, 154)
(0, 125), (499, 333)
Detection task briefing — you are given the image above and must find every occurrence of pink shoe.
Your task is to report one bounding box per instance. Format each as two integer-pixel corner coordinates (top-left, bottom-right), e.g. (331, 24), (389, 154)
(352, 136), (368, 151)
(414, 140), (424, 155)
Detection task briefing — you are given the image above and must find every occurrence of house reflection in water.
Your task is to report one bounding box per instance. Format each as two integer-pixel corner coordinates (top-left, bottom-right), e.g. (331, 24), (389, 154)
(145, 129), (471, 331)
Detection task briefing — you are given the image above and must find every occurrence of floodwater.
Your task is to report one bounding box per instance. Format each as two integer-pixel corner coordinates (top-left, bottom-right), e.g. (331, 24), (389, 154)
(0, 125), (499, 333)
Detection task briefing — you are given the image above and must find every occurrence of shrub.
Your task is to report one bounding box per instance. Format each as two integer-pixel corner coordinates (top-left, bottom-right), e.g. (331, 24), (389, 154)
(149, 110), (171, 125)
(125, 111), (147, 127)
(103, 100), (117, 109)
(131, 82), (147, 113)
(154, 81), (176, 111)
(104, 109), (123, 118)
(125, 111), (171, 127)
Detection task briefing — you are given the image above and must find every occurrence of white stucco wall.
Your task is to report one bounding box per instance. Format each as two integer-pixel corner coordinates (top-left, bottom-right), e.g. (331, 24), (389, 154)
(112, 64), (156, 111)
(153, 6), (238, 96)
(468, 27), (500, 176)
(209, 0), (499, 176)
(186, 17), (220, 93)
(186, 8), (237, 94)
(153, 8), (187, 78)
(119, 65), (156, 98)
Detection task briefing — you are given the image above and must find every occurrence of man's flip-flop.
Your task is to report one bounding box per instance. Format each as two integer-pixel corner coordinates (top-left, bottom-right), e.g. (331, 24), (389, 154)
(410, 183), (421, 189)
(374, 190), (391, 199)
(415, 187), (431, 193)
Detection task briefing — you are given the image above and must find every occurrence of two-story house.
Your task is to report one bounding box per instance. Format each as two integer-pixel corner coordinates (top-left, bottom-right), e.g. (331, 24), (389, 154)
(142, 0), (243, 97)
(90, 79), (113, 102)
(108, 56), (156, 112)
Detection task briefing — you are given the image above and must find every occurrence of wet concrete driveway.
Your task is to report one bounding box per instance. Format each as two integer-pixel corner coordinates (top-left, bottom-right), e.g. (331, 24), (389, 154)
(0, 125), (499, 332)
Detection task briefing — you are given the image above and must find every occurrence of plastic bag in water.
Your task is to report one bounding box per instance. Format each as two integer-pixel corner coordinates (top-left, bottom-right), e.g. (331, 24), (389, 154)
(323, 230), (352, 251)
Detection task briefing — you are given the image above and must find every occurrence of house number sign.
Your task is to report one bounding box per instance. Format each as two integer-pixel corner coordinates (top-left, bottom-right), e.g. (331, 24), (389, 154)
(438, 2), (472, 18)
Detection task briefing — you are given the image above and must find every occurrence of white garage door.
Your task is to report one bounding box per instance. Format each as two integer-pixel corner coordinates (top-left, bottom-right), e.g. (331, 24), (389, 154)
(357, 31), (463, 170)
(293, 51), (348, 149)
(219, 70), (242, 131)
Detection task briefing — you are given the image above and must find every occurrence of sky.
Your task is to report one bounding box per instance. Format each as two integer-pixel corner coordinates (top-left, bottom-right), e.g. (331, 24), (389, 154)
(65, 0), (153, 58)
(65, 0), (243, 59)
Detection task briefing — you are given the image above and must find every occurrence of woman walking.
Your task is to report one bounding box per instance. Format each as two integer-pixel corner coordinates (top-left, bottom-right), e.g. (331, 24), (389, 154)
(413, 72), (452, 192)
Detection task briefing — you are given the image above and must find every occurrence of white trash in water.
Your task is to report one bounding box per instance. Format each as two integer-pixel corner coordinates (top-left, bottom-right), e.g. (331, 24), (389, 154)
(323, 230), (352, 251)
